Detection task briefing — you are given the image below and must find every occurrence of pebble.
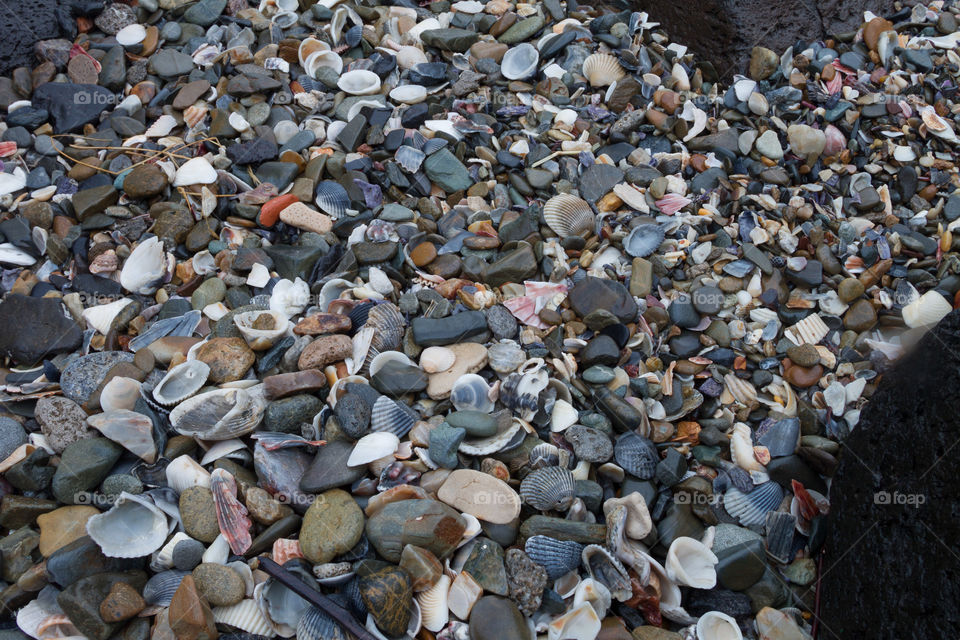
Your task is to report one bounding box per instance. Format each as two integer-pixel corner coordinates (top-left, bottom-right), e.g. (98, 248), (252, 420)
(300, 489), (364, 563)
(192, 563), (245, 606)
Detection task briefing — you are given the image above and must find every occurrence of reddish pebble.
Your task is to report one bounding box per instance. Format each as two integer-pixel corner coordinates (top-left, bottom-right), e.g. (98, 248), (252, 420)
(259, 193), (300, 227)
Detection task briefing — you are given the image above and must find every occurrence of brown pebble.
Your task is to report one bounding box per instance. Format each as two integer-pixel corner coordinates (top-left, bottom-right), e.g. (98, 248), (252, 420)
(294, 312), (352, 335)
(99, 582), (145, 623)
(409, 242), (438, 267)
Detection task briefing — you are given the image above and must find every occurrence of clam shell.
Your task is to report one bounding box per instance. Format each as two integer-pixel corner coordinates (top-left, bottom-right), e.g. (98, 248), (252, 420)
(785, 313), (829, 345)
(298, 37), (329, 66)
(165, 454), (212, 493)
(169, 387), (266, 441)
(144, 570), (188, 606)
(214, 599), (275, 636)
(525, 535), (583, 579)
(543, 193), (595, 237)
(902, 290), (952, 328)
(173, 156), (217, 187)
(234, 309), (291, 350)
(450, 373), (495, 413)
(396, 46), (428, 69)
(501, 42), (539, 80)
(417, 574), (450, 632)
(582, 53), (625, 86)
(120, 236), (168, 295)
(665, 537), (718, 589)
(389, 84), (427, 104)
(153, 360), (210, 406)
(305, 49), (343, 77)
(724, 482), (784, 527)
(337, 69), (382, 95)
(613, 432), (658, 479)
(315, 180), (351, 218)
(623, 224), (665, 258)
(86, 409), (157, 463)
(581, 544), (632, 602)
(348, 431), (400, 466)
(370, 395), (417, 437)
(86, 492), (168, 558)
(696, 611), (743, 640)
(520, 466), (576, 511)
(419, 346), (455, 373)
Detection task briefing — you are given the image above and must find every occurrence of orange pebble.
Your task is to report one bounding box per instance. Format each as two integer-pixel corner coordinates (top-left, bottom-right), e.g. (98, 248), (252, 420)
(259, 193), (299, 227)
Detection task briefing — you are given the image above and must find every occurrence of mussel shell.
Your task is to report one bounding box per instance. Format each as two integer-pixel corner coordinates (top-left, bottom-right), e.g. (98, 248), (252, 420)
(525, 535), (584, 579)
(613, 432), (658, 479)
(519, 466), (576, 511)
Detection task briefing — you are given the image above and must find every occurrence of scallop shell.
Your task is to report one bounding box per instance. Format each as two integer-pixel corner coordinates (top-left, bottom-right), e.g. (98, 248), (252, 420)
(366, 302), (406, 352)
(525, 535), (584, 579)
(543, 193), (595, 237)
(305, 49), (343, 77)
(210, 468), (253, 555)
(419, 346), (455, 373)
(145, 114), (177, 138)
(581, 544), (632, 601)
(395, 145), (426, 173)
(724, 482), (784, 527)
(86, 409), (157, 463)
(784, 313), (829, 345)
(144, 570), (188, 606)
(581, 53), (625, 86)
(120, 236), (168, 294)
(417, 573), (450, 632)
(234, 309), (291, 350)
(520, 466), (576, 511)
(348, 431), (400, 466)
(370, 395), (417, 437)
(623, 224), (665, 258)
(450, 373), (495, 413)
(501, 42), (539, 80)
(297, 605), (352, 640)
(665, 537), (718, 589)
(722, 373), (757, 406)
(86, 492), (168, 558)
(902, 290), (952, 328)
(314, 180), (351, 218)
(696, 611), (743, 640)
(613, 432), (658, 479)
(165, 454), (212, 493)
(214, 599), (275, 636)
(528, 442), (567, 469)
(337, 69), (382, 95)
(153, 360), (210, 406)
(169, 387), (266, 440)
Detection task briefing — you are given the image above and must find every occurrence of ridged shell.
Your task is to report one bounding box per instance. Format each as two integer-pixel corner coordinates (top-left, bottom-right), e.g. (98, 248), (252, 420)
(528, 442), (561, 469)
(525, 535), (583, 579)
(519, 466), (575, 511)
(543, 193), (595, 237)
(902, 290), (953, 328)
(722, 373), (757, 406)
(450, 373), (495, 413)
(697, 611), (743, 640)
(665, 537), (718, 589)
(370, 395), (416, 437)
(623, 224), (665, 258)
(297, 606), (352, 640)
(581, 544), (632, 601)
(417, 574), (450, 633)
(367, 303), (406, 352)
(395, 145), (426, 172)
(86, 492), (168, 558)
(144, 571), (188, 606)
(337, 69), (382, 95)
(501, 42), (539, 80)
(582, 53), (625, 86)
(153, 360), (210, 406)
(724, 482), (784, 527)
(169, 387), (266, 440)
(210, 468), (253, 555)
(613, 432), (659, 479)
(215, 599), (275, 636)
(184, 104), (208, 127)
(784, 313), (829, 345)
(315, 180), (351, 218)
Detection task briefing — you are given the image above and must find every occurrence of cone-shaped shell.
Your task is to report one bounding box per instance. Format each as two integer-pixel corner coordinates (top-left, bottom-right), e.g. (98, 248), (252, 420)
(543, 193), (595, 237)
(86, 492), (168, 558)
(582, 53), (625, 86)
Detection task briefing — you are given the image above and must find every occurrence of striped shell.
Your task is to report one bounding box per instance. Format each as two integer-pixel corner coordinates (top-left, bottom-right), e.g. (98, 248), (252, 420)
(525, 535), (583, 579)
(370, 395), (417, 437)
(395, 145), (426, 172)
(144, 571), (188, 606)
(183, 104), (209, 127)
(722, 373), (757, 406)
(784, 313), (829, 345)
(902, 290), (952, 328)
(581, 53), (625, 86)
(724, 482), (784, 527)
(367, 302), (406, 353)
(214, 599), (275, 636)
(450, 374), (495, 413)
(519, 466), (575, 511)
(297, 606), (352, 640)
(152, 360), (210, 406)
(613, 432), (659, 479)
(623, 224), (665, 258)
(314, 180), (351, 218)
(417, 574), (450, 633)
(543, 193), (595, 237)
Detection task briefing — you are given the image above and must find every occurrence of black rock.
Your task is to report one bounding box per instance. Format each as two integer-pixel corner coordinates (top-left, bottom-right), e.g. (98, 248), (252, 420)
(32, 83), (117, 134)
(411, 311), (489, 346)
(300, 440), (365, 493)
(0, 0), (61, 75)
(0, 295), (82, 365)
(581, 334), (620, 368)
(227, 136), (278, 164)
(47, 536), (144, 588)
(569, 277), (637, 323)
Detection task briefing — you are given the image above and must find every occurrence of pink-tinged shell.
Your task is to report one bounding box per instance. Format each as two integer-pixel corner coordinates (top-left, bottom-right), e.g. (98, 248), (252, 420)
(823, 125), (846, 156)
(0, 141), (17, 158)
(89, 250), (119, 274)
(211, 468), (253, 555)
(655, 193), (692, 216)
(272, 538), (303, 565)
(183, 104), (209, 127)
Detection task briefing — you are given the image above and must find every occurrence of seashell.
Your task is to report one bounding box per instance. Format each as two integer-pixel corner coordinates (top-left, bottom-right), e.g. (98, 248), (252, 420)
(547, 602), (601, 640)
(458, 417), (524, 456)
(145, 114), (177, 137)
(272, 10), (297, 27)
(581, 53), (625, 86)
(82, 297), (134, 334)
(304, 49), (343, 77)
(501, 43), (539, 80)
(257, 570), (314, 636)
(525, 535), (583, 579)
(312, 562), (354, 586)
(370, 395), (417, 437)
(500, 362), (549, 420)
(86, 492), (168, 558)
(298, 37), (329, 66)
(366, 302), (406, 352)
(169, 387), (266, 441)
(550, 398), (578, 432)
(623, 224), (665, 258)
(543, 193), (595, 237)
(573, 577), (612, 618)
(613, 432), (659, 479)
(396, 46), (428, 69)
(730, 423), (764, 472)
(153, 360), (210, 406)
(87, 410), (157, 463)
(696, 611), (743, 640)
(271, 277), (310, 317)
(173, 156), (218, 187)
(529, 442), (569, 469)
(581, 544), (632, 601)
(395, 144), (426, 173)
(389, 84), (427, 104)
(419, 346), (455, 373)
(722, 374), (757, 406)
(450, 373), (495, 413)
(234, 309), (291, 350)
(344, 24), (363, 47)
(165, 454), (212, 493)
(784, 313), (829, 345)
(337, 69), (382, 96)
(99, 376), (142, 412)
(665, 537), (718, 589)
(116, 23), (147, 46)
(487, 341), (526, 374)
(368, 350), (413, 379)
(183, 104), (208, 127)
(902, 290), (952, 328)
(144, 571), (188, 606)
(210, 468), (253, 555)
(348, 431), (400, 466)
(724, 482), (784, 527)
(120, 236), (168, 294)
(613, 182), (649, 212)
(297, 605), (352, 640)
(520, 466), (576, 511)
(417, 573), (450, 632)
(314, 180), (351, 218)
(214, 599), (275, 636)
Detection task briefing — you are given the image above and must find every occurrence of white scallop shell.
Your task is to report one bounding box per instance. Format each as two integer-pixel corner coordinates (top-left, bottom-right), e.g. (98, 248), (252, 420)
(419, 346), (455, 373)
(784, 313), (829, 345)
(902, 290), (952, 328)
(145, 114), (177, 138)
(86, 492), (168, 558)
(417, 574), (450, 632)
(696, 611), (743, 640)
(581, 53), (625, 87)
(665, 537), (718, 589)
(153, 360), (210, 406)
(543, 193), (595, 237)
(337, 69), (381, 95)
(214, 600), (275, 636)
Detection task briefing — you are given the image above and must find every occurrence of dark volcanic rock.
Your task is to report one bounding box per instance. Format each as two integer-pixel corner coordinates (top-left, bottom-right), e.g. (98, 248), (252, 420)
(32, 83), (117, 134)
(0, 0), (61, 75)
(821, 310), (960, 640)
(0, 295), (82, 365)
